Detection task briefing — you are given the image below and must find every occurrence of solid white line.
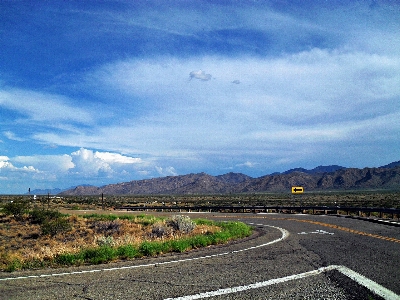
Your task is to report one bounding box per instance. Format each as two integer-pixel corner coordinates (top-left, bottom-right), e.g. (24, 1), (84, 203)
(0, 224), (289, 282)
(163, 265), (399, 300)
(164, 266), (337, 300)
(335, 265), (399, 300)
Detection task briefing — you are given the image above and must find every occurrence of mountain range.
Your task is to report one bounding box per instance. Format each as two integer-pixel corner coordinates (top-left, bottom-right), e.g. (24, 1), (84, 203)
(59, 161), (400, 195)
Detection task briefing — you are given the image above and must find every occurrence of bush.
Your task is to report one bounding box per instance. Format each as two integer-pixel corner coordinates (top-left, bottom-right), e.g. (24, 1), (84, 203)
(91, 220), (122, 235)
(151, 224), (172, 238)
(168, 215), (195, 233)
(40, 217), (72, 236)
(29, 208), (62, 224)
(95, 235), (115, 247)
(2, 200), (29, 220)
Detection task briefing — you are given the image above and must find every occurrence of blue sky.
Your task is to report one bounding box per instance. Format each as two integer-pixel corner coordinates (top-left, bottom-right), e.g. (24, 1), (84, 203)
(1, 1), (400, 194)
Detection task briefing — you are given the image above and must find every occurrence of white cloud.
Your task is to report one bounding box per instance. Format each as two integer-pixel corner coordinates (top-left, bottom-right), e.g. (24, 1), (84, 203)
(3, 131), (25, 141)
(69, 148), (150, 180)
(236, 161), (258, 168)
(0, 155), (39, 173)
(0, 149), (157, 192)
(0, 88), (93, 124)
(155, 166), (178, 177)
(189, 70), (212, 81)
(70, 148), (113, 177)
(94, 151), (142, 164)
(13, 154), (74, 173)
(30, 48), (400, 173)
(0, 156), (9, 161)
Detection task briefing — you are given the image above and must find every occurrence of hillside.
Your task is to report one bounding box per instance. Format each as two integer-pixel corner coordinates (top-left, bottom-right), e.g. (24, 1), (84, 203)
(60, 162), (400, 195)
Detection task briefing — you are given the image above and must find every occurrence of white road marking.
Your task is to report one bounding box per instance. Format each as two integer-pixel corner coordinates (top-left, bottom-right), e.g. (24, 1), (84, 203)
(0, 224), (289, 282)
(164, 265), (399, 300)
(298, 229), (334, 235)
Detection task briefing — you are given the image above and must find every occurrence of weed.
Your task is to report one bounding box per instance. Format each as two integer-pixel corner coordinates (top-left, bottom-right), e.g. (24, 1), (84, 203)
(29, 208), (62, 224)
(170, 239), (191, 252)
(1, 211), (252, 271)
(95, 235), (115, 247)
(82, 213), (119, 221)
(91, 220), (122, 235)
(5, 258), (22, 272)
(139, 241), (161, 256)
(189, 235), (209, 248)
(151, 223), (172, 238)
(3, 200), (29, 221)
(168, 215), (195, 233)
(82, 246), (117, 264)
(41, 217), (72, 236)
(116, 244), (140, 259)
(194, 218), (214, 226)
(54, 253), (81, 266)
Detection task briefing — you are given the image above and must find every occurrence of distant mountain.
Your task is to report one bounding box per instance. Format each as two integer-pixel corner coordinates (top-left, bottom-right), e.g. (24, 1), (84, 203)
(281, 165), (346, 175)
(215, 172), (252, 183)
(60, 162), (400, 195)
(27, 185), (94, 195)
(27, 188), (65, 195)
(61, 173), (236, 195)
(380, 160), (400, 169)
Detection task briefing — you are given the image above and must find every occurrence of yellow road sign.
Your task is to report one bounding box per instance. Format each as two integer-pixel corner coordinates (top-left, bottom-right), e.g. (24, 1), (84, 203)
(292, 186), (304, 194)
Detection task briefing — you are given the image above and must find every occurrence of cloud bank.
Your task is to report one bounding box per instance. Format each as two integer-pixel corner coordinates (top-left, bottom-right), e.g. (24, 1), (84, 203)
(0, 1), (399, 193)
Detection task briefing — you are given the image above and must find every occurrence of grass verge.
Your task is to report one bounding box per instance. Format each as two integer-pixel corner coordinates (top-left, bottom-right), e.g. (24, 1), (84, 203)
(1, 214), (252, 271)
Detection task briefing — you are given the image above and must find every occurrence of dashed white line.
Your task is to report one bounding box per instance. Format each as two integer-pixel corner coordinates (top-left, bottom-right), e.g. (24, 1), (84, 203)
(0, 224), (288, 282)
(164, 265), (399, 300)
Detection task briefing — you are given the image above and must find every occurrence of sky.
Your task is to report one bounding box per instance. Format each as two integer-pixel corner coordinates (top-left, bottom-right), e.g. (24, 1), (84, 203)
(1, 0), (400, 194)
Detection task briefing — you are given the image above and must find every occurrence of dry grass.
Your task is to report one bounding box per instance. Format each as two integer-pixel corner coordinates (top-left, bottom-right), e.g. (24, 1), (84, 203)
(0, 212), (220, 271)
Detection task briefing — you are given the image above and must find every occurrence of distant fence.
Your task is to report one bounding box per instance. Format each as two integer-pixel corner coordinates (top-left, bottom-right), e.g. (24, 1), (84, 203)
(116, 205), (400, 219)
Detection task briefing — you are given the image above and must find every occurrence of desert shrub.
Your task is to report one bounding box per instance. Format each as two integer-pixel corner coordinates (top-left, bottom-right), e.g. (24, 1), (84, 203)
(95, 235), (115, 247)
(41, 217), (72, 236)
(2, 200), (29, 220)
(29, 208), (63, 224)
(91, 220), (122, 235)
(151, 223), (172, 238)
(168, 215), (195, 233)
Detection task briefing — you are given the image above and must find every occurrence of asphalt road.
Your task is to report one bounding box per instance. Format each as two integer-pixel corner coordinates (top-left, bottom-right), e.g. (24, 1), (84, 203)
(1, 213), (399, 300)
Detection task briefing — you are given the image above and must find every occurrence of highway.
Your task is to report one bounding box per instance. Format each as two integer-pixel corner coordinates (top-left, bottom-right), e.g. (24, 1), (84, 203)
(1, 213), (399, 299)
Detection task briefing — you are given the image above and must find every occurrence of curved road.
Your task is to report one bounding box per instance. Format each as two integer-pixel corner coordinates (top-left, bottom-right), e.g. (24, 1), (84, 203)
(1, 213), (399, 299)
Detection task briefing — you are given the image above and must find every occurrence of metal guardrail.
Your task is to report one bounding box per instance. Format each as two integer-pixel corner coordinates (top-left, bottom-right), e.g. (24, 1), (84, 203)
(116, 205), (400, 216)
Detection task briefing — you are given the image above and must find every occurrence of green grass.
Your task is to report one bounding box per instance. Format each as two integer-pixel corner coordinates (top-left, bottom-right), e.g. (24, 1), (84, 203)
(80, 213), (164, 225)
(2, 216), (252, 271)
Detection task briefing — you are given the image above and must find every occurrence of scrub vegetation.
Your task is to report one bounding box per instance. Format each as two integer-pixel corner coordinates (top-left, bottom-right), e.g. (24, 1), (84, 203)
(0, 201), (252, 272)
